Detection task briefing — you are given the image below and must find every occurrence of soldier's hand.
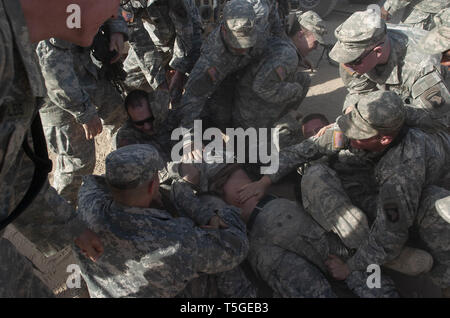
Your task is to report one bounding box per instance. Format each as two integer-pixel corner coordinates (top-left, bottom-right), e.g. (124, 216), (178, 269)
(314, 123), (334, 138)
(201, 215), (229, 230)
(168, 70), (186, 104)
(74, 229), (104, 262)
(181, 142), (203, 163)
(238, 176), (271, 204)
(325, 255), (350, 280)
(109, 32), (125, 64)
(381, 7), (391, 21)
(82, 115), (103, 140)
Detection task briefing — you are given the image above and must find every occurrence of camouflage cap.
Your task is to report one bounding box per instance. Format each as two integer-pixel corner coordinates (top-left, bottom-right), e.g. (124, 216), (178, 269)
(299, 11), (328, 44)
(419, 8), (450, 54)
(337, 91), (405, 140)
(105, 144), (164, 189)
(330, 10), (387, 64)
(223, 0), (258, 49)
(416, 0), (450, 14)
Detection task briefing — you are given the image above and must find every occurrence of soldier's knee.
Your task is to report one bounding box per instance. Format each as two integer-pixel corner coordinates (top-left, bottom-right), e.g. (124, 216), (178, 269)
(301, 163), (335, 194)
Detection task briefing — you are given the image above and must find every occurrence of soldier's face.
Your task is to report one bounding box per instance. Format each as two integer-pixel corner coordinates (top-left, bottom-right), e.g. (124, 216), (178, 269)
(296, 30), (318, 57)
(344, 45), (384, 74)
(350, 134), (392, 152)
(128, 99), (155, 136)
(302, 118), (327, 139)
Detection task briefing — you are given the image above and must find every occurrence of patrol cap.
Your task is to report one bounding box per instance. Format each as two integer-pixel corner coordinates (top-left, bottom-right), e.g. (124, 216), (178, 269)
(299, 11), (328, 45)
(337, 91), (405, 140)
(419, 8), (450, 54)
(105, 144), (164, 189)
(330, 10), (387, 64)
(223, 0), (258, 49)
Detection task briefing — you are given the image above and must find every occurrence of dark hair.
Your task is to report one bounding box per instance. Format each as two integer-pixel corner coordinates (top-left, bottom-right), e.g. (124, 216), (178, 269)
(124, 89), (153, 111)
(301, 113), (330, 126)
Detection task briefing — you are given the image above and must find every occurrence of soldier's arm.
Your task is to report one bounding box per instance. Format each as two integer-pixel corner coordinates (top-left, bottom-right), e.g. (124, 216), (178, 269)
(36, 39), (98, 124)
(346, 148), (427, 272)
(170, 179), (218, 226)
(252, 60), (308, 105)
(410, 68), (450, 111)
(183, 204), (249, 275)
(383, 0), (412, 18)
(127, 19), (167, 89)
(340, 64), (378, 113)
(268, 0), (285, 37)
(269, 124), (345, 183)
(168, 0), (202, 74)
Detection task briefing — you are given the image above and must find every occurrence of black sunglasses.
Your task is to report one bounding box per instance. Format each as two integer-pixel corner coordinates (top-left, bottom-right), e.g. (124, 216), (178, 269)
(132, 116), (154, 127)
(346, 42), (384, 67)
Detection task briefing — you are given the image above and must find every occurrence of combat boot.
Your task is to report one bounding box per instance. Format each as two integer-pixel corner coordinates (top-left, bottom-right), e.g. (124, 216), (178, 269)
(384, 247), (433, 276)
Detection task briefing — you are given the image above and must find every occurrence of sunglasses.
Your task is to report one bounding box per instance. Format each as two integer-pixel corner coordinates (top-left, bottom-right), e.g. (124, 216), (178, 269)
(132, 116), (154, 127)
(346, 43), (384, 67)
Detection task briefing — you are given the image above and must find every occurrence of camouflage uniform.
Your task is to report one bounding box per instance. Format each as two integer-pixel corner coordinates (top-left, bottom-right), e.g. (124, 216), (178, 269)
(0, 0), (88, 297)
(36, 17), (128, 206)
(330, 10), (450, 129)
(247, 197), (398, 297)
(383, 0), (449, 30)
(419, 8), (450, 54)
(178, 0), (264, 130)
(270, 91), (450, 289)
(245, 0), (284, 38)
(75, 144), (252, 297)
(233, 11), (327, 148)
(122, 0), (202, 92)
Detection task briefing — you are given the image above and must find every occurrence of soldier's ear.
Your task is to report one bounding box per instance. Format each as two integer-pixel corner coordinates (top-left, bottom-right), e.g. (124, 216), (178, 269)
(379, 135), (394, 146)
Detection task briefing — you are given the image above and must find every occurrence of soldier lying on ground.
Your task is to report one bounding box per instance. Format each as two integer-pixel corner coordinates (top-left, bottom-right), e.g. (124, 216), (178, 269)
(232, 11), (327, 149)
(239, 91), (450, 297)
(74, 144), (255, 297)
(121, 0), (202, 106)
(330, 10), (450, 129)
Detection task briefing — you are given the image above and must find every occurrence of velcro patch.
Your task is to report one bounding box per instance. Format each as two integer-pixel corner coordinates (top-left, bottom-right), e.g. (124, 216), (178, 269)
(275, 66), (287, 81)
(207, 67), (218, 84)
(333, 130), (344, 149)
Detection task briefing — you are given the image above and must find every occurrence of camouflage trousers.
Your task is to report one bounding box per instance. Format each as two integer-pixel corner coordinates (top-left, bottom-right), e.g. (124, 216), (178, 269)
(301, 163), (450, 289)
(0, 238), (54, 297)
(247, 197), (398, 298)
(41, 84), (125, 206)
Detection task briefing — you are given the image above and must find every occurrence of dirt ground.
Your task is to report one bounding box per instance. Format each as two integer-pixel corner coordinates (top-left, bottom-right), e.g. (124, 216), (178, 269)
(2, 0), (443, 298)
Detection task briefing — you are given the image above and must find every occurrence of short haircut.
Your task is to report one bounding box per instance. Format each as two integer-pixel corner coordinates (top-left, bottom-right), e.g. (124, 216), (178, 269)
(301, 113), (330, 126)
(124, 89), (153, 111)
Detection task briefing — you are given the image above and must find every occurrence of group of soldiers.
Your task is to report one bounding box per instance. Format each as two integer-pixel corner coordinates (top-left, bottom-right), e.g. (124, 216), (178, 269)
(1, 0), (449, 298)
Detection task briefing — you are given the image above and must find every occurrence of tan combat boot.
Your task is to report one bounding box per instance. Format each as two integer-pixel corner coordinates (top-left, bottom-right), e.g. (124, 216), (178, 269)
(384, 247), (434, 276)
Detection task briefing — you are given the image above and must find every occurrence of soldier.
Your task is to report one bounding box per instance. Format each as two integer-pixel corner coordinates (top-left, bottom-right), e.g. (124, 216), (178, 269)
(0, 0), (122, 297)
(74, 144), (253, 297)
(301, 113), (330, 139)
(121, 0), (202, 105)
(177, 0), (263, 131)
(36, 15), (128, 206)
(240, 91), (450, 296)
(232, 11), (327, 149)
(329, 9), (450, 129)
(381, 0), (449, 31)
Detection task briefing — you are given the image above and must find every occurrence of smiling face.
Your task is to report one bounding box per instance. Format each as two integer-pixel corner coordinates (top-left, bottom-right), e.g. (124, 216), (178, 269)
(127, 98), (155, 136)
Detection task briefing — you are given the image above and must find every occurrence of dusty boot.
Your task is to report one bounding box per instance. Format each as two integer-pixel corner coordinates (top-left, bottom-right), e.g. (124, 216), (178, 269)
(384, 247), (434, 276)
(442, 287), (450, 298)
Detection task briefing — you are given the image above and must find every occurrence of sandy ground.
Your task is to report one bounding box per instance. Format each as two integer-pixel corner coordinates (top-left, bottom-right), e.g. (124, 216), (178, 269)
(2, 0), (443, 298)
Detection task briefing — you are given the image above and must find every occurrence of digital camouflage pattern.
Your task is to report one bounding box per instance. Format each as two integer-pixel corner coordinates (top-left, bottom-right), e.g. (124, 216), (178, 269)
(299, 10), (327, 45)
(419, 8), (450, 54)
(36, 17), (128, 205)
(178, 0), (265, 129)
(247, 197), (399, 297)
(383, 0), (449, 30)
(0, 0), (87, 297)
(334, 20), (450, 125)
(233, 35), (309, 148)
(245, 0), (284, 39)
(122, 0), (202, 91)
(75, 172), (250, 297)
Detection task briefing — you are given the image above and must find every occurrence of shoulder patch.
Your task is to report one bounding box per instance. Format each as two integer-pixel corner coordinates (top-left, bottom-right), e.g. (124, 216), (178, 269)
(333, 130), (344, 150)
(121, 9), (134, 23)
(207, 67), (218, 83)
(275, 66), (287, 81)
